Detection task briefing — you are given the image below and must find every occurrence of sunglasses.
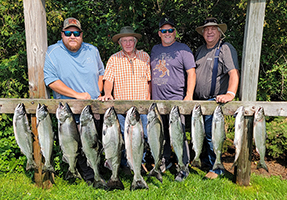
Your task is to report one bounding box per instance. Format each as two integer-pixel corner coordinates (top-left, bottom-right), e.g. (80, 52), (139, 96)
(159, 28), (175, 34)
(204, 18), (218, 25)
(62, 31), (82, 37)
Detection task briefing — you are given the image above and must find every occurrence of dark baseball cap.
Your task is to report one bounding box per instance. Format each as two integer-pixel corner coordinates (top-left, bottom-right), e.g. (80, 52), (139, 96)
(62, 17), (82, 31)
(159, 17), (175, 28)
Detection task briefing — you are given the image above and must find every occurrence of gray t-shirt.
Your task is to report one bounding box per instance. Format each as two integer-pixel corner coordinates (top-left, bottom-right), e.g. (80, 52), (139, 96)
(194, 41), (239, 100)
(151, 42), (196, 100)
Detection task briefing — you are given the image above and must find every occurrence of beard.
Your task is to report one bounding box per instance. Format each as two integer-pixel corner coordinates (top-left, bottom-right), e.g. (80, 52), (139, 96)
(63, 38), (82, 52)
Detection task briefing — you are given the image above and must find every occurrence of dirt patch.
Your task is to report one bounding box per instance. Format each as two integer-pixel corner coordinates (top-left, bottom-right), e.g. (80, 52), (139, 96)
(222, 147), (287, 180)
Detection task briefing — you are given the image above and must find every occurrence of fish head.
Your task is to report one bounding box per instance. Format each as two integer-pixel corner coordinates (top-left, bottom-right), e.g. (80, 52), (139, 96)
(36, 103), (48, 121)
(213, 105), (224, 119)
(103, 106), (117, 127)
(169, 105), (180, 123)
(234, 106), (244, 118)
(255, 106), (265, 121)
(147, 103), (157, 122)
(192, 104), (202, 117)
(80, 105), (93, 125)
(56, 102), (73, 122)
(127, 106), (140, 126)
(14, 103), (26, 119)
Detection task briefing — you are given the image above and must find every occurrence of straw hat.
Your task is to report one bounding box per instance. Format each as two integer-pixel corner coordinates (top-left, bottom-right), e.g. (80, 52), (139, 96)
(112, 26), (142, 43)
(196, 17), (227, 35)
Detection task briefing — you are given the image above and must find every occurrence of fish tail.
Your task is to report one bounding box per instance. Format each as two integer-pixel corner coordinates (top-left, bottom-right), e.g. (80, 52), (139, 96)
(212, 159), (225, 171)
(148, 168), (163, 183)
(93, 179), (107, 190)
(130, 176), (149, 190)
(191, 157), (201, 168)
(26, 160), (37, 171)
(257, 161), (269, 172)
(42, 164), (55, 174)
(107, 177), (124, 190)
(65, 168), (82, 180)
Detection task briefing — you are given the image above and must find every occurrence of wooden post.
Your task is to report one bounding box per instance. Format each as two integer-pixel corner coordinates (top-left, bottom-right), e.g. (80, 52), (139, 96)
(238, 0), (266, 186)
(23, 0), (51, 188)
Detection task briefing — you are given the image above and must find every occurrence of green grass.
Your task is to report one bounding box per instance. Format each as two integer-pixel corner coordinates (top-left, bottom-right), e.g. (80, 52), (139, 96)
(0, 168), (286, 200)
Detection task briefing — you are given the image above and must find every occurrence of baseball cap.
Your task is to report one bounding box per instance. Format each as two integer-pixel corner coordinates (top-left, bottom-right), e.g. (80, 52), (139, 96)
(62, 17), (82, 31)
(159, 17), (175, 28)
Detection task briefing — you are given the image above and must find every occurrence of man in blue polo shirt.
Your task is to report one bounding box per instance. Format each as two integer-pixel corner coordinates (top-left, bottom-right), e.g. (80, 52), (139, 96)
(44, 17), (105, 184)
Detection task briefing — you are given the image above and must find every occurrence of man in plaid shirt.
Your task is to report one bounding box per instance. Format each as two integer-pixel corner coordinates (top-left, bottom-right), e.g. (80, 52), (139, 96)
(98, 26), (151, 175)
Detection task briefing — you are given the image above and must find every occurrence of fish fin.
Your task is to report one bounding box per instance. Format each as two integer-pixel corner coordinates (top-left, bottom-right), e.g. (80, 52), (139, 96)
(257, 161), (269, 172)
(42, 164), (55, 174)
(148, 168), (163, 183)
(26, 160), (36, 171)
(65, 168), (82, 180)
(62, 155), (68, 163)
(107, 177), (124, 190)
(212, 160), (225, 171)
(130, 177), (149, 190)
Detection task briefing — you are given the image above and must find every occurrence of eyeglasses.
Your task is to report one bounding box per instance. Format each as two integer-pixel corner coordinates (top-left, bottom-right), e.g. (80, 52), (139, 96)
(159, 29), (175, 34)
(62, 31), (82, 37)
(120, 39), (135, 44)
(204, 18), (218, 25)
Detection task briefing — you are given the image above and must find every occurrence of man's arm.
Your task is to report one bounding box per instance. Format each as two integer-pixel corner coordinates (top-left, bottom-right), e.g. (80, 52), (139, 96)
(98, 80), (114, 101)
(184, 68), (196, 101)
(49, 80), (91, 99)
(98, 75), (104, 97)
(216, 69), (240, 103)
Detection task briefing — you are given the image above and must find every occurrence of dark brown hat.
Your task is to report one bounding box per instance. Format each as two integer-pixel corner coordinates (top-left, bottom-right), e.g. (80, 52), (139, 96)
(112, 26), (142, 43)
(196, 17), (227, 35)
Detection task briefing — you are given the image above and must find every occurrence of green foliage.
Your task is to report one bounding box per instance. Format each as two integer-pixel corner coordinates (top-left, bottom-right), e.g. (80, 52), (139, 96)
(266, 117), (287, 158)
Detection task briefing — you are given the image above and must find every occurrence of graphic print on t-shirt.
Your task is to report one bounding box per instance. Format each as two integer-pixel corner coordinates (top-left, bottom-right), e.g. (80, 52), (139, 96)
(153, 54), (170, 86)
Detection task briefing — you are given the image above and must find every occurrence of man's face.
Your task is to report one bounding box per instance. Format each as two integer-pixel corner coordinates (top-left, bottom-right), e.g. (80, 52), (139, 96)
(158, 24), (176, 47)
(202, 25), (221, 47)
(61, 26), (83, 52)
(119, 36), (136, 54)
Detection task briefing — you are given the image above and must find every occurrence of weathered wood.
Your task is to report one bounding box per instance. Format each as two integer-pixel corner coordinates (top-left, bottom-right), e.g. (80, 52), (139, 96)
(23, 0), (50, 188)
(240, 0), (266, 101)
(237, 0), (267, 186)
(1, 98), (287, 116)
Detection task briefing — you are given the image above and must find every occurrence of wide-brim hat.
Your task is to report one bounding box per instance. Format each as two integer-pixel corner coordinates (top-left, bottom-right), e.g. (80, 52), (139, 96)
(112, 26), (142, 43)
(196, 17), (227, 35)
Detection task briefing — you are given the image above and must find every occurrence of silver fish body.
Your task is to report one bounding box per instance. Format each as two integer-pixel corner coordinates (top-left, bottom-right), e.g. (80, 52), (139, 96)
(211, 105), (225, 171)
(13, 103), (36, 170)
(147, 103), (164, 183)
(124, 106), (148, 190)
(36, 103), (55, 173)
(253, 107), (268, 172)
(231, 106), (245, 169)
(102, 106), (124, 190)
(169, 106), (185, 171)
(56, 102), (81, 179)
(191, 104), (205, 167)
(80, 105), (106, 188)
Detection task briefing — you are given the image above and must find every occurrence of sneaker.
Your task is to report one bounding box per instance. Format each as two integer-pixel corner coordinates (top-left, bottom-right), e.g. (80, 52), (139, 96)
(175, 170), (187, 182)
(160, 158), (172, 173)
(204, 171), (218, 180)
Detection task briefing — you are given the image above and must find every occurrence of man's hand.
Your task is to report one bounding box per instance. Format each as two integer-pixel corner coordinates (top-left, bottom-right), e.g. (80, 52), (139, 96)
(98, 94), (114, 101)
(216, 93), (234, 103)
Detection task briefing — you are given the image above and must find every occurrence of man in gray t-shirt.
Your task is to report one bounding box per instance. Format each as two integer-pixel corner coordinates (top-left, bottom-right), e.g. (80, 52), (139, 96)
(150, 17), (196, 182)
(194, 17), (240, 179)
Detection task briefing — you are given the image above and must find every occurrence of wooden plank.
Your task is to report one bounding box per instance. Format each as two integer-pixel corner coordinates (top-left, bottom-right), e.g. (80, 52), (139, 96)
(237, 0), (267, 187)
(0, 98), (286, 116)
(23, 0), (50, 188)
(240, 0), (266, 101)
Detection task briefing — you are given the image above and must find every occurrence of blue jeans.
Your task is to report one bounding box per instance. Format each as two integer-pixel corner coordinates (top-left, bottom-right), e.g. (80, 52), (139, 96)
(203, 98), (224, 175)
(118, 114), (148, 167)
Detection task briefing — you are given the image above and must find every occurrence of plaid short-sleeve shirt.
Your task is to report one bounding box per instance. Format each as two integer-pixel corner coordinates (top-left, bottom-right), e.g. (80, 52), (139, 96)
(103, 50), (151, 100)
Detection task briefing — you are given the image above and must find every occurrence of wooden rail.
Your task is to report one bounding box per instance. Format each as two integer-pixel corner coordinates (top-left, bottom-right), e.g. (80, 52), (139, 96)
(1, 98), (287, 116)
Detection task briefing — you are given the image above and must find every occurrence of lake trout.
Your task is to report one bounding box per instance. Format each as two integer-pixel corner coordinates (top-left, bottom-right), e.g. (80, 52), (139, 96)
(80, 105), (106, 188)
(191, 104), (205, 168)
(56, 102), (81, 180)
(212, 105), (225, 171)
(253, 107), (269, 172)
(124, 106), (148, 190)
(36, 103), (55, 173)
(13, 103), (36, 171)
(147, 103), (164, 183)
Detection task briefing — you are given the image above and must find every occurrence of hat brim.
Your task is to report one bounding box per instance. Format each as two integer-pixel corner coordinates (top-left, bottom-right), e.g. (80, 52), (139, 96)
(112, 33), (142, 43)
(196, 23), (227, 35)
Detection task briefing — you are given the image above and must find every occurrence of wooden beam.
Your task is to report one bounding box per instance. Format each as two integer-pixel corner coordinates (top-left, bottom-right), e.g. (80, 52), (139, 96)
(23, 0), (49, 188)
(1, 98), (286, 116)
(238, 0), (267, 186)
